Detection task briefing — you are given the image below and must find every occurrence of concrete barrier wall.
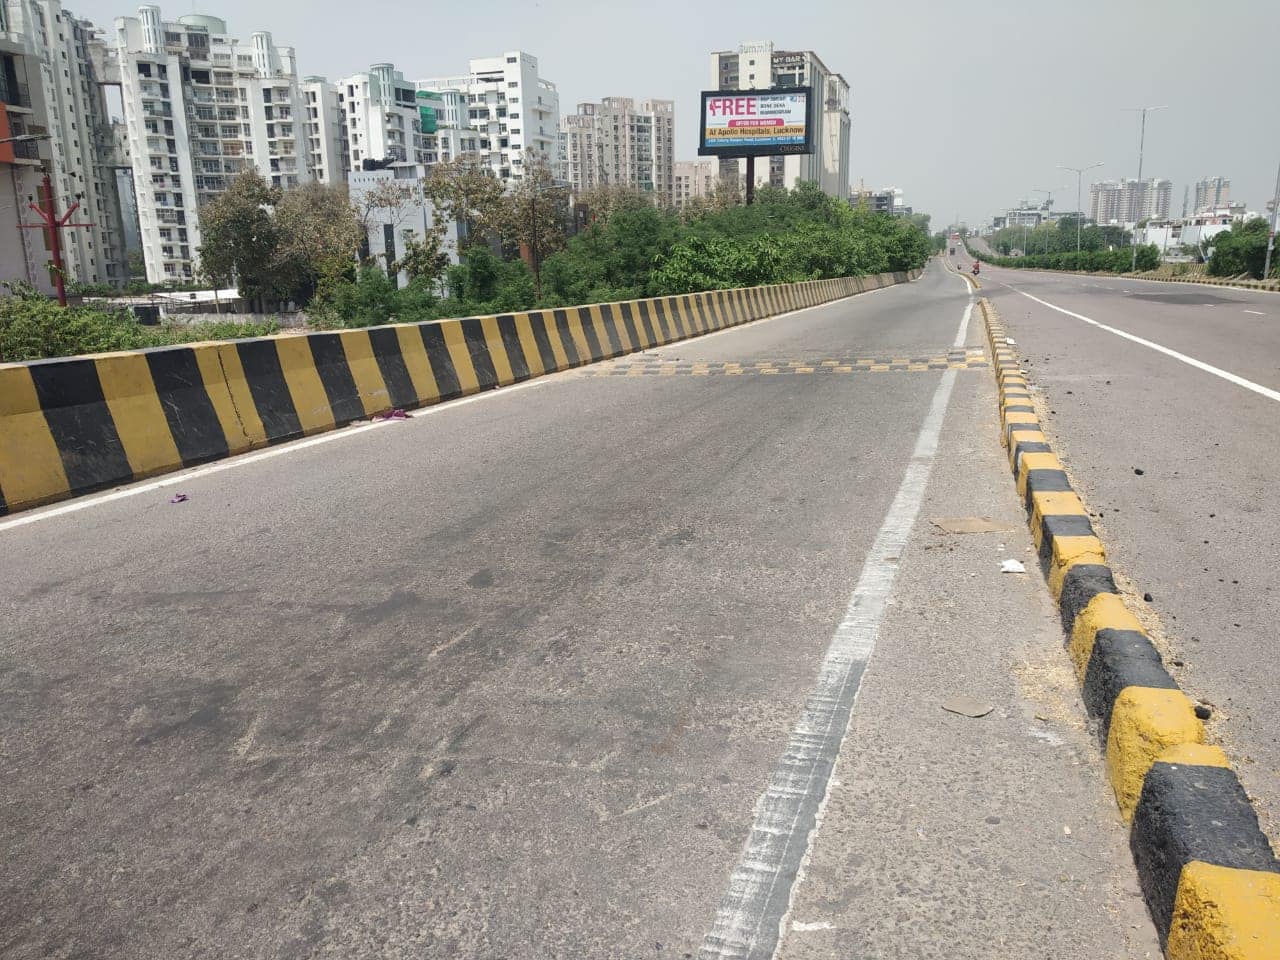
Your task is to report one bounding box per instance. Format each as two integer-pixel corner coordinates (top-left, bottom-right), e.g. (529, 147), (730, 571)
(0, 270), (917, 515)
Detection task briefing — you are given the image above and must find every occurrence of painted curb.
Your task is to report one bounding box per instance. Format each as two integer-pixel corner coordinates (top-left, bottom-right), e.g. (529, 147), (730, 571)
(0, 271), (918, 516)
(979, 296), (1280, 958)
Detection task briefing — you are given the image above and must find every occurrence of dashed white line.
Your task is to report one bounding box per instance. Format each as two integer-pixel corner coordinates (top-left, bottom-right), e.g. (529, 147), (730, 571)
(1245, 309), (1266, 316)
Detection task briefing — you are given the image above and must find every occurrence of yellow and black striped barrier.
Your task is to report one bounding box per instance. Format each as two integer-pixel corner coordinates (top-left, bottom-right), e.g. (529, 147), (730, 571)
(0, 271), (917, 515)
(981, 297), (1280, 959)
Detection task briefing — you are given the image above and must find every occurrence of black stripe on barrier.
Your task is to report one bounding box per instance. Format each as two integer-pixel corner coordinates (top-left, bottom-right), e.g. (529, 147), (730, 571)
(1037, 514), (1097, 567)
(1081, 629), (1179, 732)
(459, 318), (499, 391)
(146, 348), (230, 466)
(367, 327), (418, 410)
(27, 359), (131, 493)
(235, 340), (304, 443)
(598, 304), (626, 357)
(552, 310), (583, 367)
(526, 312), (559, 373)
(576, 308), (606, 361)
(682, 295), (704, 334)
(1012, 440), (1053, 466)
(641, 299), (669, 344)
(613, 302), (642, 350)
(627, 302), (656, 347)
(1059, 565), (1119, 632)
(307, 333), (363, 425)
(1023, 468), (1073, 509)
(418, 323), (463, 400)
(0, 485), (7, 516)
(715, 290), (732, 327)
(1131, 762), (1280, 946)
(495, 314), (531, 382)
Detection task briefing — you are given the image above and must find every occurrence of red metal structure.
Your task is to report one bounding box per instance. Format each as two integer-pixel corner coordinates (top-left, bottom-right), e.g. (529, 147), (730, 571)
(21, 173), (95, 306)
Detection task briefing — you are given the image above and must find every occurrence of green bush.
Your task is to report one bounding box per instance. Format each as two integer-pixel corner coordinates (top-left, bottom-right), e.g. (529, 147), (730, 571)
(973, 244), (1160, 274)
(0, 293), (279, 362)
(1207, 219), (1272, 278)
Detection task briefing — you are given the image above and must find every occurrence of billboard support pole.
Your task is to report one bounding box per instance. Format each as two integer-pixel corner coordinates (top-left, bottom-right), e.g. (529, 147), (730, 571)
(745, 156), (755, 206)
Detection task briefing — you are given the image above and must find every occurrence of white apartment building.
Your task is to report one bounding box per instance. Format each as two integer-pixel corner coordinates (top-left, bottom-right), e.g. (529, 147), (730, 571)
(348, 163), (460, 288)
(417, 51), (559, 184)
(2, 0), (129, 286)
(559, 97), (674, 203)
(1193, 176), (1230, 215)
(1089, 177), (1172, 225)
(113, 6), (310, 282)
(673, 158), (716, 210)
(2, 0), (56, 292)
(300, 75), (346, 184)
(708, 41), (850, 200)
(336, 63), (422, 170)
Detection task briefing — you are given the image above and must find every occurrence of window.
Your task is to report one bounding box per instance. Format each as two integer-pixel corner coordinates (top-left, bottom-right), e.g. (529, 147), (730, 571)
(506, 56), (517, 63)
(507, 81), (517, 88)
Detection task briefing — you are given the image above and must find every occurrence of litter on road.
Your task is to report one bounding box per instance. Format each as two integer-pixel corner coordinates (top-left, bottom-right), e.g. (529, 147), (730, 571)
(1000, 558), (1026, 573)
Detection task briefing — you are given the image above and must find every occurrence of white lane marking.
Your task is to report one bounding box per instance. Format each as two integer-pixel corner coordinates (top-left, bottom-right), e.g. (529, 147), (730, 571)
(1004, 286), (1280, 404)
(3, 284), (910, 534)
(699, 276), (972, 960)
(1245, 309), (1266, 316)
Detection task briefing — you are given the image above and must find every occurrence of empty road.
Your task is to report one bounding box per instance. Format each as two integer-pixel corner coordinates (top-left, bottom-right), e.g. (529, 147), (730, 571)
(2, 261), (1157, 959)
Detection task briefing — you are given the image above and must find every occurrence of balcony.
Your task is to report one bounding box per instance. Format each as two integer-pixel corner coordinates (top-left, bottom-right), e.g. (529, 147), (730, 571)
(0, 80), (33, 110)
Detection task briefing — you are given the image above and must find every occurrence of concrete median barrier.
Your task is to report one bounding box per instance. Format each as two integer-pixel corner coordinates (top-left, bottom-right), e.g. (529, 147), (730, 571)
(0, 271), (918, 515)
(979, 296), (1280, 958)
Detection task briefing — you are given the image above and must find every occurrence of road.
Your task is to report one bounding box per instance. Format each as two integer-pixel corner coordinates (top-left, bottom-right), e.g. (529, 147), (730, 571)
(1, 261), (1157, 959)
(955, 246), (1280, 845)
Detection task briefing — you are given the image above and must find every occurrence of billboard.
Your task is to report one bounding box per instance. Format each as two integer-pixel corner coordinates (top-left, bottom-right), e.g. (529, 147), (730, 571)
(698, 87), (814, 158)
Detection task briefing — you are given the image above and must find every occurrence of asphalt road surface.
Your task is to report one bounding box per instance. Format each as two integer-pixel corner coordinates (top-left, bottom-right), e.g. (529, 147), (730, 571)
(1, 261), (1157, 959)
(956, 246), (1280, 846)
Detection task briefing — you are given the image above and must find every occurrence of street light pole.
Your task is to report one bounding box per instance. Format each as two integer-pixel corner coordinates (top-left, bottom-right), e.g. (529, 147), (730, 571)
(1059, 162), (1104, 254)
(1263, 158), (1280, 282)
(1125, 105), (1167, 271)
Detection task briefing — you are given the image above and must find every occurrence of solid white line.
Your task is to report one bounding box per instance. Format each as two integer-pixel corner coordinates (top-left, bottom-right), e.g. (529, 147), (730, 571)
(1, 282), (915, 534)
(1245, 309), (1266, 316)
(699, 276), (972, 960)
(1005, 286), (1280, 404)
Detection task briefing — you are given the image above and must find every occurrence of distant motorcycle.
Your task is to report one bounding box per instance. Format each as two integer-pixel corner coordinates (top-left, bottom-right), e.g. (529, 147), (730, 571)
(971, 261), (980, 276)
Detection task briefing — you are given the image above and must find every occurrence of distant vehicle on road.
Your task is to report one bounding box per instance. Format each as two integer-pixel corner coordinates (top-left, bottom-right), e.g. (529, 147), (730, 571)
(949, 246), (956, 255)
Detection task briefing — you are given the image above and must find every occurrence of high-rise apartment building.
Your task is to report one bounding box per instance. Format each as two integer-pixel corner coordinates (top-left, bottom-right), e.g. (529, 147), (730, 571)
(708, 41), (850, 200)
(1193, 176), (1230, 214)
(2, 0), (56, 291)
(1090, 177), (1172, 224)
(113, 6), (311, 282)
(559, 97), (674, 203)
(417, 51), (559, 184)
(336, 63), (421, 170)
(300, 75), (346, 184)
(3, 0), (129, 286)
(673, 158), (716, 210)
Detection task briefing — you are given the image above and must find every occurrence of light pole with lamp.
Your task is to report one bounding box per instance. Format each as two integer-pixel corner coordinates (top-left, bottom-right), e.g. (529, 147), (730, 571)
(1124, 105), (1167, 270)
(1059, 162), (1104, 254)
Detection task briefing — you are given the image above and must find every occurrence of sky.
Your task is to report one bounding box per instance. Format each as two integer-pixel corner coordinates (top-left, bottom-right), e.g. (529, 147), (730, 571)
(74, 0), (1280, 230)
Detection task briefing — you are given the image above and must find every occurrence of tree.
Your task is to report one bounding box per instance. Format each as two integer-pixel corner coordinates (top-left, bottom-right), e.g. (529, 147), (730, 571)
(491, 150), (569, 300)
(273, 181), (363, 304)
(392, 229), (450, 288)
(423, 155), (505, 252)
(1207, 218), (1271, 278)
(197, 170), (280, 309)
(575, 183), (653, 226)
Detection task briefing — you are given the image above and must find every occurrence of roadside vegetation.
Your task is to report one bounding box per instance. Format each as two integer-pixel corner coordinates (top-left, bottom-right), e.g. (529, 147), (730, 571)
(0, 282), (278, 363)
(3, 159), (932, 359)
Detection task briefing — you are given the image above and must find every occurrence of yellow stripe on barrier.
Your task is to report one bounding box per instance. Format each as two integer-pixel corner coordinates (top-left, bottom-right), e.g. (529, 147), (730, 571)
(441, 321), (481, 395)
(0, 366), (70, 509)
(274, 336), (335, 435)
(478, 316), (517, 386)
(93, 353), (183, 478)
(191, 342), (266, 451)
(394, 324), (441, 404)
(336, 330), (392, 415)
(513, 313), (546, 377)
(1106, 686), (1203, 821)
(1167, 862), (1280, 960)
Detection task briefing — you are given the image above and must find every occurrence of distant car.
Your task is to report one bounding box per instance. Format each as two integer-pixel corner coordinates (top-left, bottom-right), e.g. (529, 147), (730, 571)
(949, 246), (956, 255)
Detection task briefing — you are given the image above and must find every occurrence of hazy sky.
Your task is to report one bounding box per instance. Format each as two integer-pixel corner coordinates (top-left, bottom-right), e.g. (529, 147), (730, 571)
(75, 0), (1280, 229)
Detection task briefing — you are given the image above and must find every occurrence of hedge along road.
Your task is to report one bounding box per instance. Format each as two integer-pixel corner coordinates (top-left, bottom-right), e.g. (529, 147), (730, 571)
(957, 248), (1280, 850)
(0, 260), (1156, 959)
